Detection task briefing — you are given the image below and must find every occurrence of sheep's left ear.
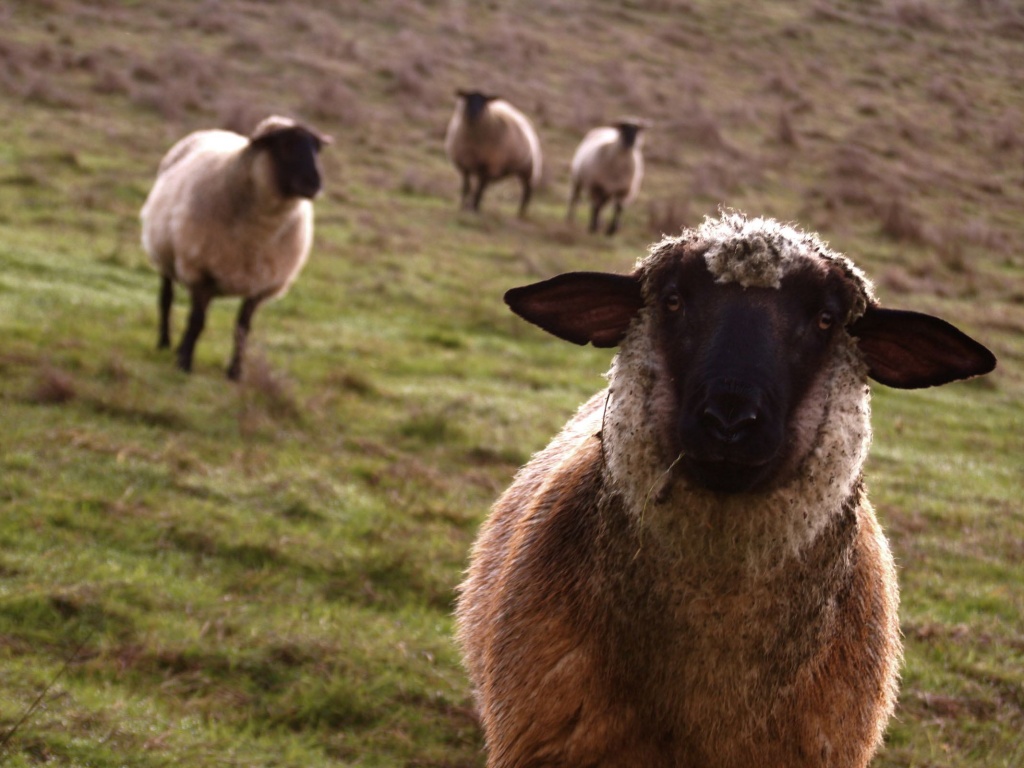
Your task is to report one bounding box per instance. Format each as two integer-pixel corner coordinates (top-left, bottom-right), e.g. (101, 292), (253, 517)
(505, 272), (643, 348)
(309, 128), (333, 148)
(849, 307), (996, 389)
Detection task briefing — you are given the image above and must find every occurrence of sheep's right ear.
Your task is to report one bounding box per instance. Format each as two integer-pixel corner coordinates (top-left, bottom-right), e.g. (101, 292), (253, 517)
(850, 306), (997, 389)
(504, 272), (643, 348)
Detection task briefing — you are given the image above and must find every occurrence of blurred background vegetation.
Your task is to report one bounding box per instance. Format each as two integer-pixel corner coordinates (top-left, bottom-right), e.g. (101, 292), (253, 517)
(0, 1), (1021, 765)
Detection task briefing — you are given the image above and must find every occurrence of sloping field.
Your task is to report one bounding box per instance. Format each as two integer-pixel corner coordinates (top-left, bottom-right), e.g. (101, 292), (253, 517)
(0, 1), (1021, 765)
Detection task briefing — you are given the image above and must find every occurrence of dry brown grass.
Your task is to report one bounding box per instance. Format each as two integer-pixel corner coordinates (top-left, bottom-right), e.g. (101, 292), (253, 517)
(879, 196), (929, 245)
(239, 353), (302, 424)
(775, 108), (799, 148)
(28, 364), (77, 405)
(302, 79), (365, 128)
(646, 197), (693, 237)
(1, 2), (1022, 766)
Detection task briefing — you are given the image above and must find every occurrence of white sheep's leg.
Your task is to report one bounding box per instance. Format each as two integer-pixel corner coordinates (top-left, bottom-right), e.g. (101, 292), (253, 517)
(517, 175), (532, 219)
(606, 201), (624, 236)
(460, 172), (472, 209)
(567, 181), (582, 222)
(158, 275), (174, 350)
(176, 281), (215, 374)
(589, 198), (607, 234)
(226, 296), (262, 382)
(471, 174), (490, 212)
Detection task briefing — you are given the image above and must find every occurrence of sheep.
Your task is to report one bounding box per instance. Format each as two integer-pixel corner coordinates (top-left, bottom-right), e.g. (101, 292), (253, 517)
(567, 119), (646, 235)
(140, 115), (330, 380)
(444, 89), (542, 218)
(456, 212), (996, 768)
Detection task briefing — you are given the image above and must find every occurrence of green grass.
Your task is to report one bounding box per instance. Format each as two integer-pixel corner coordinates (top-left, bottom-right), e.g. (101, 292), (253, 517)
(0, 1), (1022, 765)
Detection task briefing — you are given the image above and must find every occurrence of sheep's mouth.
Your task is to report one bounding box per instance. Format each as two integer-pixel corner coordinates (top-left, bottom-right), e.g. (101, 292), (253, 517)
(683, 456), (777, 494)
(291, 180), (322, 199)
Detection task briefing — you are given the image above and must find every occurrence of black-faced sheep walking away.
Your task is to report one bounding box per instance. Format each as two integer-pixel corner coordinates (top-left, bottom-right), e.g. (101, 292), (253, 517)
(445, 89), (542, 218)
(567, 119), (646, 235)
(141, 115), (330, 380)
(456, 213), (996, 768)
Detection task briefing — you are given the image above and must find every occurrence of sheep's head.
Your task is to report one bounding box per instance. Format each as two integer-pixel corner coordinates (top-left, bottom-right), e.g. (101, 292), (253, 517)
(249, 115), (331, 200)
(614, 119), (647, 150)
(455, 89), (499, 122)
(505, 213), (996, 496)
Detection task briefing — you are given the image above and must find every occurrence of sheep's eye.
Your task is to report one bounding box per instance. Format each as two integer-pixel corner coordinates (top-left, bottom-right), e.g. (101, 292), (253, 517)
(817, 310), (834, 331)
(665, 293), (681, 312)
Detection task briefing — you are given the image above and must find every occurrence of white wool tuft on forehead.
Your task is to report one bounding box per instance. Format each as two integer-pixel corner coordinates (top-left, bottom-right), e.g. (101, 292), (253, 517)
(639, 211), (876, 320)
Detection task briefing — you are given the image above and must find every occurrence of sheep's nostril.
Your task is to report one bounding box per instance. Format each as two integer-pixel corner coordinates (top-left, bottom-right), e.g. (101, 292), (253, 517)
(702, 399), (759, 444)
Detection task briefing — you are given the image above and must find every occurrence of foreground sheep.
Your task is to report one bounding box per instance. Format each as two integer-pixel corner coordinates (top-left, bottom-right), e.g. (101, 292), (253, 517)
(141, 115), (330, 380)
(444, 89), (542, 217)
(568, 119), (646, 235)
(456, 213), (996, 768)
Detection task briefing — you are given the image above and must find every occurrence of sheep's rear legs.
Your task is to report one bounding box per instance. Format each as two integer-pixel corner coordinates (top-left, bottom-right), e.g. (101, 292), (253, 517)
(517, 176), (532, 219)
(227, 297), (262, 382)
(567, 181), (582, 223)
(471, 175), (490, 212)
(158, 275), (174, 349)
(588, 199), (607, 234)
(605, 201), (624, 236)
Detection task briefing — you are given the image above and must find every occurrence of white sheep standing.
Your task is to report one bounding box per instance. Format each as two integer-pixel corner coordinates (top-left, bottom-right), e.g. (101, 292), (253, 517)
(568, 119), (646, 235)
(456, 212), (996, 768)
(444, 89), (542, 218)
(140, 115), (330, 380)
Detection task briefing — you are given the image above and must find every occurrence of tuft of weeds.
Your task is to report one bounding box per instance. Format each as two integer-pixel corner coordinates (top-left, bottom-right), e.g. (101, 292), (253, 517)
(776, 108), (800, 148)
(879, 196), (930, 244)
(239, 353), (302, 423)
(646, 197), (692, 237)
(0, 2), (1021, 766)
(27, 363), (77, 404)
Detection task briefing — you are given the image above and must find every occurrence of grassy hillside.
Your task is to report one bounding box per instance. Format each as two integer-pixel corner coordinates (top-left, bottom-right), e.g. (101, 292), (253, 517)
(0, 1), (1021, 765)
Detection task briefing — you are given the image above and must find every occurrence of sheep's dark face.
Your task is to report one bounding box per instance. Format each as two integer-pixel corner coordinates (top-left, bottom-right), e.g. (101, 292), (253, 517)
(616, 122), (643, 150)
(649, 253), (856, 493)
(255, 127), (326, 200)
(458, 90), (498, 122)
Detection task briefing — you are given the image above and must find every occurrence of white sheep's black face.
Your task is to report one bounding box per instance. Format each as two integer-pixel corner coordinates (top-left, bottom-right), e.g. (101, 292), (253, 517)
(505, 238), (996, 495)
(253, 126), (327, 200)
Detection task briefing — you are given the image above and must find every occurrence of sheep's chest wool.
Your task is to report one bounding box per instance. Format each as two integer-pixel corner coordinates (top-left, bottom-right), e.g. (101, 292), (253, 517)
(456, 212), (995, 768)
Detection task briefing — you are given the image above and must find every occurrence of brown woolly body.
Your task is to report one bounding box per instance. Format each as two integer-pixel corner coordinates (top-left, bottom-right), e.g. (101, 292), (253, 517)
(458, 395), (899, 768)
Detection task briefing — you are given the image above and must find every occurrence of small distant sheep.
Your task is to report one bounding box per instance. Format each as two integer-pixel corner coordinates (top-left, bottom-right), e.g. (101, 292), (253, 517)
(140, 115), (330, 380)
(456, 213), (996, 768)
(568, 119), (646, 235)
(444, 89), (542, 218)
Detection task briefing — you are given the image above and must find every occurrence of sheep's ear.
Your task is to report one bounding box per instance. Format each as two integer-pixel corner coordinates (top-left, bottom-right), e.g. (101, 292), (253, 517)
(505, 272), (643, 348)
(850, 307), (996, 389)
(311, 129), (333, 147)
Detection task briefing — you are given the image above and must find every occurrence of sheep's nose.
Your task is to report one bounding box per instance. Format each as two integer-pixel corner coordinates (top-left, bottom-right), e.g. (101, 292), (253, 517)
(701, 394), (760, 445)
